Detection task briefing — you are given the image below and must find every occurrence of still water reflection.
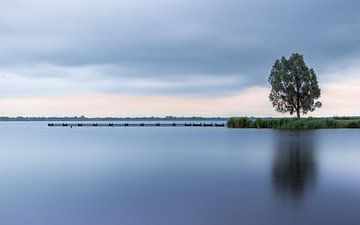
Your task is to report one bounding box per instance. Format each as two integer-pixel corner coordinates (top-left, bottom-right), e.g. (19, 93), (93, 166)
(272, 131), (316, 200)
(0, 123), (359, 225)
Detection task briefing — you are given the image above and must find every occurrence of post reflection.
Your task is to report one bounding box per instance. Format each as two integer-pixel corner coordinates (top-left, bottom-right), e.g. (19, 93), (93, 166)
(272, 131), (317, 200)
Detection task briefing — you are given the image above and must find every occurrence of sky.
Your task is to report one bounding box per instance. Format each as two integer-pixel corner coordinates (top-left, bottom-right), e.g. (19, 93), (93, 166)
(0, 0), (359, 117)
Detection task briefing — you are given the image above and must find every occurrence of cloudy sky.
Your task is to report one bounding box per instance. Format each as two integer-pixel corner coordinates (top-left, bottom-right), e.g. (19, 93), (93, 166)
(0, 0), (359, 117)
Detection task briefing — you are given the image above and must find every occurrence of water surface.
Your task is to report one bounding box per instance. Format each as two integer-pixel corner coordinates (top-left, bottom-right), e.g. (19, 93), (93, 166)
(0, 122), (359, 225)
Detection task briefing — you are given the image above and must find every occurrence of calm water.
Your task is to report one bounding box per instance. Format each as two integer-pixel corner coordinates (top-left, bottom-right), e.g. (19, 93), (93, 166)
(0, 122), (359, 225)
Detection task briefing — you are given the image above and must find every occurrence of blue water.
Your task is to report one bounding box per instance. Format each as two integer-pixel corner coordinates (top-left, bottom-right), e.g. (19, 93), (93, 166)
(0, 122), (359, 225)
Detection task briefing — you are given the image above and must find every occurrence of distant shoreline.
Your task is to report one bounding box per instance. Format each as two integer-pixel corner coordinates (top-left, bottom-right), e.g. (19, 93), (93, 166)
(0, 116), (227, 122)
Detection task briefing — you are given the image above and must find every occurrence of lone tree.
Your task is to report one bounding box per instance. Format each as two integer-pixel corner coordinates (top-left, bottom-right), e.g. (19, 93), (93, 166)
(268, 53), (321, 118)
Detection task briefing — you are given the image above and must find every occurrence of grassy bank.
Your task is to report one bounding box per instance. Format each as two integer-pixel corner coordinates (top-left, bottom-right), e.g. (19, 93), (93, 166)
(227, 117), (360, 129)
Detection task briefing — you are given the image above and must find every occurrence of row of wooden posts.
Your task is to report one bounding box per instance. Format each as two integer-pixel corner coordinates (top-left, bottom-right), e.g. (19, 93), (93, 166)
(48, 122), (226, 127)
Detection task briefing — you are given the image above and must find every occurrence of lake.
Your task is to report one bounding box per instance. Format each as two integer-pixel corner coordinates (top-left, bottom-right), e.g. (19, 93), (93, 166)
(0, 122), (359, 225)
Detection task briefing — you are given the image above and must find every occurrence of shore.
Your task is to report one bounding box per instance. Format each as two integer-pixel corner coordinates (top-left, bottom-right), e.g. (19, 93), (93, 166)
(227, 117), (360, 129)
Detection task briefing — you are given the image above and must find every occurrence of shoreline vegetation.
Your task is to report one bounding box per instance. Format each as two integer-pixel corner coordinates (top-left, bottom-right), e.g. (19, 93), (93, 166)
(227, 117), (360, 129)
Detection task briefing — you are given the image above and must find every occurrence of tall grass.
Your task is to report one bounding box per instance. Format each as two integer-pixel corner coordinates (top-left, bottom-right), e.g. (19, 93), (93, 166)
(227, 117), (360, 129)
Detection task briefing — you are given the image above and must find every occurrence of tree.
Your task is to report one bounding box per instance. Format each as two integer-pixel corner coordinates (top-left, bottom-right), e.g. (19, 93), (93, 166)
(268, 53), (321, 118)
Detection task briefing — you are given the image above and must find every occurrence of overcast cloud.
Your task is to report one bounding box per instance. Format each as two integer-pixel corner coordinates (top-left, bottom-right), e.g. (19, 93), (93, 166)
(0, 0), (359, 115)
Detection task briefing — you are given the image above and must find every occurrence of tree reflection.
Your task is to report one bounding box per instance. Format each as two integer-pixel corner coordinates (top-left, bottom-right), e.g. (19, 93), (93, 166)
(272, 131), (317, 200)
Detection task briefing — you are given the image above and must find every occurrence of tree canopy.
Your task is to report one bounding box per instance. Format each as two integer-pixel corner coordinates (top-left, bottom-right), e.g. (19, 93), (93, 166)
(268, 53), (321, 118)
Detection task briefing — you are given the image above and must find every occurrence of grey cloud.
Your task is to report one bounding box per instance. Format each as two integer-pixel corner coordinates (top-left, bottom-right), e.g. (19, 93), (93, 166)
(0, 0), (359, 95)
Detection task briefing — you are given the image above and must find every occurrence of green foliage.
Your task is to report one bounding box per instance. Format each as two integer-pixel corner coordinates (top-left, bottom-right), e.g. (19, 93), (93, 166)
(345, 121), (360, 128)
(333, 116), (360, 120)
(227, 117), (252, 128)
(268, 53), (322, 118)
(227, 117), (360, 129)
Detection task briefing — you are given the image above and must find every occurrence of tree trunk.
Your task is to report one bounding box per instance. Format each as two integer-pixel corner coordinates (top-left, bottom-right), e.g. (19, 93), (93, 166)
(296, 108), (300, 118)
(296, 92), (301, 118)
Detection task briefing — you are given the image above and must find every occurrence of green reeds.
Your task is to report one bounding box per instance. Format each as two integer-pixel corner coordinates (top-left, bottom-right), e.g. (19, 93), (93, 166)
(227, 117), (360, 129)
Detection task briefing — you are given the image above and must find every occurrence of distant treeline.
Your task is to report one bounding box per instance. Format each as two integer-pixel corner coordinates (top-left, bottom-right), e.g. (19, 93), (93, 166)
(0, 116), (226, 121)
(227, 117), (360, 129)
